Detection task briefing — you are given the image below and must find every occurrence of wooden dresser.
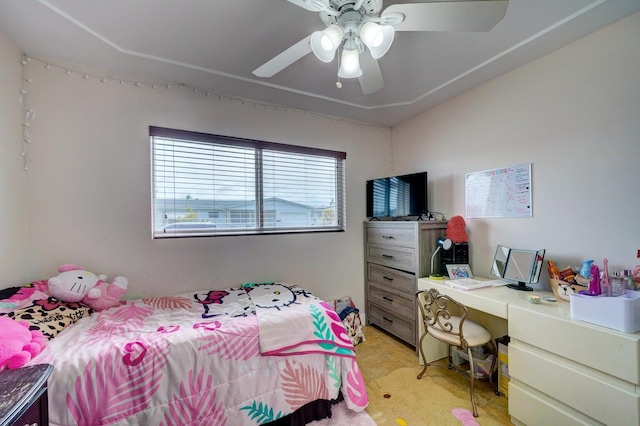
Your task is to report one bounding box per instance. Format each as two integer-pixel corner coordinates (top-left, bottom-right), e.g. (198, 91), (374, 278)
(0, 364), (53, 426)
(364, 220), (447, 346)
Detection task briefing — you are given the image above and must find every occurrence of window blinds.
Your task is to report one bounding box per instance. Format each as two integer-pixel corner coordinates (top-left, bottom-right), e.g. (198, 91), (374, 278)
(150, 126), (346, 238)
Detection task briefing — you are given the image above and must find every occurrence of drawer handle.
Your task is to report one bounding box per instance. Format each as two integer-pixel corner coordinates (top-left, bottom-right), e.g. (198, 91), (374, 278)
(382, 296), (394, 302)
(383, 316), (393, 323)
(382, 276), (394, 281)
(382, 254), (394, 259)
(382, 235), (395, 239)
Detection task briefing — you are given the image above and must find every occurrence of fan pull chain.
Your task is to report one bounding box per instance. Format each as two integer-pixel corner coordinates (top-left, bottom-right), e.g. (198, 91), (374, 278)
(336, 46), (343, 88)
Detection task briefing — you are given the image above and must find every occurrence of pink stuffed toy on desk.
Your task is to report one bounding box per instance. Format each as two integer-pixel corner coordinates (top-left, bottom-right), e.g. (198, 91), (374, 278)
(47, 264), (128, 311)
(0, 316), (45, 370)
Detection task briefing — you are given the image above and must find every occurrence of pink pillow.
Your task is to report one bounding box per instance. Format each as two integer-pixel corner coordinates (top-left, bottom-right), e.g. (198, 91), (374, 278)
(0, 281), (50, 314)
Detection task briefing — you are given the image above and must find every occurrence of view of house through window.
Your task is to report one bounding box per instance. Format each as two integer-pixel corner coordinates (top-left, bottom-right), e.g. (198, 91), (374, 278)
(151, 127), (346, 237)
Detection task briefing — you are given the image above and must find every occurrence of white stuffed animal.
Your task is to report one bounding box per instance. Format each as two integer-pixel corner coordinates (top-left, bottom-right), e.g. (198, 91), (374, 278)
(48, 264), (128, 311)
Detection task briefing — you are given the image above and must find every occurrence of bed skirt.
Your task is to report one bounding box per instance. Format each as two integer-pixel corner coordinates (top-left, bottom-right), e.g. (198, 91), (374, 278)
(266, 393), (343, 425)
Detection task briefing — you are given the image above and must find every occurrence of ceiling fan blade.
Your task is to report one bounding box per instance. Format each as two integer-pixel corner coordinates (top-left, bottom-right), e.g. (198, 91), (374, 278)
(382, 0), (508, 32)
(287, 0), (330, 13)
(358, 54), (384, 94)
(253, 35), (313, 78)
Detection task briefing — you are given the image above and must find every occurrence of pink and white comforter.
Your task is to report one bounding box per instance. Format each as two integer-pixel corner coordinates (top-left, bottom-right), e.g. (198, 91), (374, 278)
(29, 284), (368, 425)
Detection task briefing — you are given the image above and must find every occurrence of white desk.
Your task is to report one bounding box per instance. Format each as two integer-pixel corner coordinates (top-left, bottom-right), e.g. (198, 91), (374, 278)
(417, 277), (562, 363)
(417, 277), (640, 425)
(418, 277), (560, 319)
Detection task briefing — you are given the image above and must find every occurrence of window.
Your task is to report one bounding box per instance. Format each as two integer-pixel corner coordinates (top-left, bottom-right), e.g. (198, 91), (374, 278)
(151, 127), (346, 238)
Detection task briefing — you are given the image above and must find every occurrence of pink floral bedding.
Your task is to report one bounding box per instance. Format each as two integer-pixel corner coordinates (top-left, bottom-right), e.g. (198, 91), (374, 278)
(28, 283), (368, 425)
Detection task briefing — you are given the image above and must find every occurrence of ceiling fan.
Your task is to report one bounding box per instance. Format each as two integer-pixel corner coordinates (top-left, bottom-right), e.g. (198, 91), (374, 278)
(252, 0), (508, 94)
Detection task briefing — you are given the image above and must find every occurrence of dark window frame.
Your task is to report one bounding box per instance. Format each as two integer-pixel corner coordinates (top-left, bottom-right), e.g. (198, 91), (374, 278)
(151, 126), (346, 238)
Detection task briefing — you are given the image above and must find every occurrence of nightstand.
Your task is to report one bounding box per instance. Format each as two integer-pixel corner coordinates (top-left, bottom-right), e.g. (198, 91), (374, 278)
(0, 364), (53, 426)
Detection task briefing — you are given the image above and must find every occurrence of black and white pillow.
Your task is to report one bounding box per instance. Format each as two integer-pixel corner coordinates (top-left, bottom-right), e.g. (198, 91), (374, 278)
(1, 297), (93, 340)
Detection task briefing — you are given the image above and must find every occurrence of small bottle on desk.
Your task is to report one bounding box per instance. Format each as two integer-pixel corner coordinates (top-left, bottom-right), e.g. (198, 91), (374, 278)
(547, 260), (561, 280)
(601, 258), (611, 297)
(610, 271), (626, 297)
(588, 264), (601, 296)
(623, 270), (636, 291)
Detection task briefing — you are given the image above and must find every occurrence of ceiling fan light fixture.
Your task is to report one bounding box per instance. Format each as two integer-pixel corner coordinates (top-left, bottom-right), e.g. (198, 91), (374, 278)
(360, 22), (394, 59)
(310, 24), (344, 62)
(337, 48), (362, 78)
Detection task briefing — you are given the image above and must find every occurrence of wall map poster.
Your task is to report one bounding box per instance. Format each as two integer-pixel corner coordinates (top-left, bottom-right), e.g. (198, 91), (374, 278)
(465, 163), (532, 218)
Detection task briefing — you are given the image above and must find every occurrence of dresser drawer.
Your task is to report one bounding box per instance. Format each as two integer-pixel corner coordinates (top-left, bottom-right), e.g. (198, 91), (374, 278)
(367, 263), (415, 295)
(367, 244), (415, 272)
(368, 284), (415, 320)
(369, 304), (415, 345)
(509, 381), (592, 426)
(366, 225), (416, 248)
(509, 304), (640, 384)
(510, 342), (640, 425)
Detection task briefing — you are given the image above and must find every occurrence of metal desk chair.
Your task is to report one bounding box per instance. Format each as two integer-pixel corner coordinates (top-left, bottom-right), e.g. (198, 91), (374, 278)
(416, 288), (498, 417)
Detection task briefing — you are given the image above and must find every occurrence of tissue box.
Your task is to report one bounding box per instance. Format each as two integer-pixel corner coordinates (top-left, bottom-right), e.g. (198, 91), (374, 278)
(570, 290), (640, 333)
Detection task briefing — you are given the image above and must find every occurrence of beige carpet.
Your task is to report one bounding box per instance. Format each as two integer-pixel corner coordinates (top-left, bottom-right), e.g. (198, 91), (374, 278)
(365, 367), (506, 426)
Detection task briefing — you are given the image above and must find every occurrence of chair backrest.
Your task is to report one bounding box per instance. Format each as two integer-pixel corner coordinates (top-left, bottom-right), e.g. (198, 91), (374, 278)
(416, 288), (470, 348)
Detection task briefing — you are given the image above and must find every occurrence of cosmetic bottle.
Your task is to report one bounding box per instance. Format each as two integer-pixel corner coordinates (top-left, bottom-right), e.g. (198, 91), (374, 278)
(547, 260), (561, 280)
(601, 258), (611, 297)
(610, 271), (626, 297)
(623, 270), (636, 291)
(588, 264), (601, 296)
(580, 260), (594, 278)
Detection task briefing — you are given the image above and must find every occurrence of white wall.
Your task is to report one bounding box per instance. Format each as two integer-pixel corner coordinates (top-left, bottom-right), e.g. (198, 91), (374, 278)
(3, 12), (637, 303)
(0, 30), (30, 286)
(391, 12), (640, 289)
(10, 53), (392, 309)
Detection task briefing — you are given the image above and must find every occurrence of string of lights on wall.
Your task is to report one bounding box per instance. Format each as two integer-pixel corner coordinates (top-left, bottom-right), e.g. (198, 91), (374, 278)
(19, 54), (35, 171)
(19, 55), (386, 163)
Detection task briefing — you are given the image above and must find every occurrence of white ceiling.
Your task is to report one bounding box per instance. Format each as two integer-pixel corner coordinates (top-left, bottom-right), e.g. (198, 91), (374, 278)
(1, 0), (638, 127)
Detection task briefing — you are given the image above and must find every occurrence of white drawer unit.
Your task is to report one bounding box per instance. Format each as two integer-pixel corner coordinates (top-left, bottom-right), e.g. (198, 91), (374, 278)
(508, 303), (640, 425)
(364, 221), (447, 346)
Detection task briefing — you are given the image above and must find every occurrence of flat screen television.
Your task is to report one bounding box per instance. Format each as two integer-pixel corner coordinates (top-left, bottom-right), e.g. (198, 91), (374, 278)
(490, 244), (546, 291)
(366, 172), (428, 219)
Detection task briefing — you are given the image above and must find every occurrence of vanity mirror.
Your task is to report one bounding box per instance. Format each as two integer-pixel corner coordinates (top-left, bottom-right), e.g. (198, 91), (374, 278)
(491, 244), (546, 291)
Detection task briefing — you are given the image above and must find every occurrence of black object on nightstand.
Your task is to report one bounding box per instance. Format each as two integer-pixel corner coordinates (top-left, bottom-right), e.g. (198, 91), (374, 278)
(0, 364), (53, 426)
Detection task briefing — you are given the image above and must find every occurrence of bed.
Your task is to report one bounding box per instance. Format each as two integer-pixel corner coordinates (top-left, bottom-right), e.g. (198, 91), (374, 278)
(1, 281), (368, 425)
